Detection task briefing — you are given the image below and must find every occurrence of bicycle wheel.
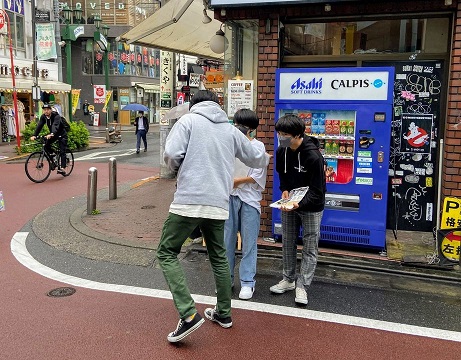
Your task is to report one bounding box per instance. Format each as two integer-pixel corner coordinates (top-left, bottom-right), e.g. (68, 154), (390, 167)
(25, 152), (51, 183)
(62, 149), (74, 176)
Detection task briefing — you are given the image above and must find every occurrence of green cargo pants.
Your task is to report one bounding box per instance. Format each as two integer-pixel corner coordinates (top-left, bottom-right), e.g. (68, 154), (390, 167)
(157, 212), (232, 319)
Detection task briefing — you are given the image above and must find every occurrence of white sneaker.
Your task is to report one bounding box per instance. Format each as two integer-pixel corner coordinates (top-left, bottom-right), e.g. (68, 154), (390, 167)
(269, 279), (296, 294)
(239, 286), (254, 300)
(295, 287), (308, 305)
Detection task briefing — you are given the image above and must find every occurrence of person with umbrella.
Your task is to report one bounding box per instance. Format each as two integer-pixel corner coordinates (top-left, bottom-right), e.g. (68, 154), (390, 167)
(134, 110), (149, 153)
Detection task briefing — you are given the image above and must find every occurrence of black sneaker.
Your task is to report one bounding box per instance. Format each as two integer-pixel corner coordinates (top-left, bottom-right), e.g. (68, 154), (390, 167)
(57, 169), (67, 176)
(167, 313), (205, 343)
(204, 308), (232, 328)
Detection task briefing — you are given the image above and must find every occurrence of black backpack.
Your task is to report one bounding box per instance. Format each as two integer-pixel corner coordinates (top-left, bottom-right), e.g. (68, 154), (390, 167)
(61, 116), (71, 133)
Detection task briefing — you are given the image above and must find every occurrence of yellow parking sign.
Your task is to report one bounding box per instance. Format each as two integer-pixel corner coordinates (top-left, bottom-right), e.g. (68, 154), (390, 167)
(441, 197), (461, 229)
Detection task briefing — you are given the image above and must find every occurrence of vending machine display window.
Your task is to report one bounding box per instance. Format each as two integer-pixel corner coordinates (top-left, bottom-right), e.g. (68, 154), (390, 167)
(280, 109), (356, 185)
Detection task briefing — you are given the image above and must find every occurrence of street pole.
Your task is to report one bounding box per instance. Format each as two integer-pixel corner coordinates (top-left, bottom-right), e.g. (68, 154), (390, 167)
(104, 41), (109, 127)
(66, 22), (73, 122)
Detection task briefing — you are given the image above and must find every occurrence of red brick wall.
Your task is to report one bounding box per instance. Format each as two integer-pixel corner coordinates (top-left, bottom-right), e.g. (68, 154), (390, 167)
(257, 16), (279, 236)
(446, 1), (461, 198)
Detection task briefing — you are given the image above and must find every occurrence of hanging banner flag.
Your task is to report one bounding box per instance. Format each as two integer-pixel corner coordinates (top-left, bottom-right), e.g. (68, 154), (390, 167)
(36, 23), (57, 60)
(102, 90), (113, 113)
(71, 89), (81, 115)
(94, 85), (106, 104)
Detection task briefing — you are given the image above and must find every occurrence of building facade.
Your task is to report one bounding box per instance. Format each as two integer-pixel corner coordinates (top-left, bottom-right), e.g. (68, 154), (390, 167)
(209, 0), (459, 250)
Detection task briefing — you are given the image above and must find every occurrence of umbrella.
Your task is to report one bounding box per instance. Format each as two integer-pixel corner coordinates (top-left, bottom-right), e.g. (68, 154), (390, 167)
(162, 102), (190, 121)
(122, 103), (149, 112)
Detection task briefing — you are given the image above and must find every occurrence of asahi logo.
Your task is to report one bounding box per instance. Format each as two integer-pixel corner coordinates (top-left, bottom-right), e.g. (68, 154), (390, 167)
(290, 77), (322, 95)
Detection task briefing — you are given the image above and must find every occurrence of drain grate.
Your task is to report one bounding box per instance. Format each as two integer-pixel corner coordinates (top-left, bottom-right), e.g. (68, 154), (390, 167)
(141, 205), (156, 209)
(47, 287), (76, 298)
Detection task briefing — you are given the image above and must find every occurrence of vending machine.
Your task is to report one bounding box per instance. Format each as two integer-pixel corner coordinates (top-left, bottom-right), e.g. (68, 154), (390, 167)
(272, 67), (394, 250)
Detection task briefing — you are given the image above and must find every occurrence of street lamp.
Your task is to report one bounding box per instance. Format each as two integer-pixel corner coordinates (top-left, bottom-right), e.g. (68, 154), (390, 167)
(62, 7), (83, 122)
(94, 16), (110, 127)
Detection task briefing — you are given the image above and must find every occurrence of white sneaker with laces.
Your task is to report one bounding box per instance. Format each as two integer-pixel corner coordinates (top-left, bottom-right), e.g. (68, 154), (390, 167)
(295, 287), (308, 305)
(239, 286), (254, 300)
(270, 279), (296, 294)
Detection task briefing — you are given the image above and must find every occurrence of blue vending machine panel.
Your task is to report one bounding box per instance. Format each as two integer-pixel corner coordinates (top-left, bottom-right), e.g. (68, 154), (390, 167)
(273, 67), (394, 249)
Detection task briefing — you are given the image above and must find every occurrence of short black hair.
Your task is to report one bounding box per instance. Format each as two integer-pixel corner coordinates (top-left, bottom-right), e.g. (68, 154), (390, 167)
(275, 114), (305, 137)
(234, 109), (259, 129)
(189, 90), (219, 109)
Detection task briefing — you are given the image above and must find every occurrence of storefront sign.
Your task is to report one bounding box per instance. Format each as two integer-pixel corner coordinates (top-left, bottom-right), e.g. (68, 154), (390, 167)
(227, 80), (254, 118)
(189, 73), (201, 88)
(35, 8), (50, 22)
(277, 70), (390, 101)
(94, 85), (106, 104)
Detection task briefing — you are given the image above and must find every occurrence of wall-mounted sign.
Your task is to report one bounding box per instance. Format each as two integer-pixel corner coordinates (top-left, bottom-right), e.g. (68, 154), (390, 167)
(227, 80), (254, 118)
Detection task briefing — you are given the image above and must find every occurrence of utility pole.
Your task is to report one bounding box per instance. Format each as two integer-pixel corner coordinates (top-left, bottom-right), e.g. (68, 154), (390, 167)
(53, 0), (63, 81)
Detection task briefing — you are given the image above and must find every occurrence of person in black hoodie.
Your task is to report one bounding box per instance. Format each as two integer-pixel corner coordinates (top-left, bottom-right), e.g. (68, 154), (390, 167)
(30, 103), (68, 175)
(270, 114), (326, 305)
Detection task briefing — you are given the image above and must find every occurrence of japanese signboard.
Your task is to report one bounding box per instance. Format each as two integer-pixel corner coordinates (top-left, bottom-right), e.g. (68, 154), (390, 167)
(36, 23), (57, 60)
(227, 80), (254, 118)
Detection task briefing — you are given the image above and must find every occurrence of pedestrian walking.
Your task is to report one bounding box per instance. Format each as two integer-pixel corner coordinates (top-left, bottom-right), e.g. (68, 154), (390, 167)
(270, 114), (326, 305)
(134, 111), (149, 153)
(224, 109), (267, 300)
(157, 90), (270, 343)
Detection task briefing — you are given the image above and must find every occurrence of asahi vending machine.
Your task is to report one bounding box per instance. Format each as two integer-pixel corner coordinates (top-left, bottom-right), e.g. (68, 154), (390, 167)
(273, 67), (394, 250)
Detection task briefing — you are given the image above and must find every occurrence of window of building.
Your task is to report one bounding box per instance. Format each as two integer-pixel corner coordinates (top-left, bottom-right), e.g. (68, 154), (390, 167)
(282, 17), (450, 56)
(4, 10), (25, 52)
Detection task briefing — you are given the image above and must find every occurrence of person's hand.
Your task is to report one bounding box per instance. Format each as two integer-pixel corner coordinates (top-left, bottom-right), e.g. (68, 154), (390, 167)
(280, 202), (299, 212)
(45, 134), (54, 140)
(30, 136), (36, 141)
(281, 190), (289, 199)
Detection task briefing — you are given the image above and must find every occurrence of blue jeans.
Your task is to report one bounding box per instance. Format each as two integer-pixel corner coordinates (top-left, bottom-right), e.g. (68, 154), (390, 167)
(224, 195), (260, 288)
(136, 129), (147, 151)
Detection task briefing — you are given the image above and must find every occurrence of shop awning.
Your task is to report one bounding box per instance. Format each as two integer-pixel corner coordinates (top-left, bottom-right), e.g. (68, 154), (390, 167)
(118, 0), (223, 60)
(0, 78), (71, 93)
(136, 83), (160, 93)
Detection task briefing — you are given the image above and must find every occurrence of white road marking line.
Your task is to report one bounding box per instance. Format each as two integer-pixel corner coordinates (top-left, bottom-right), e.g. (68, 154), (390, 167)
(75, 149), (137, 161)
(10, 232), (461, 343)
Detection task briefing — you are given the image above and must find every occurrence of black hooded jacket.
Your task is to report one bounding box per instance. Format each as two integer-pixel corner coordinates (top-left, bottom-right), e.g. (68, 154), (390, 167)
(34, 111), (67, 137)
(275, 136), (326, 212)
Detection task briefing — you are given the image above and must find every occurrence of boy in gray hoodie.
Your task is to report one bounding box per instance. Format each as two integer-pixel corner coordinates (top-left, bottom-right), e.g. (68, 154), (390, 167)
(157, 90), (270, 343)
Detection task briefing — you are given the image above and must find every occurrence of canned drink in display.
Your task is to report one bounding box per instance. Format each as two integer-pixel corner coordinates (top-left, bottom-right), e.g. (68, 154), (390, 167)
(340, 121), (348, 136)
(318, 138), (325, 154)
(325, 140), (332, 155)
(325, 120), (333, 135)
(331, 140), (339, 155)
(346, 140), (354, 155)
(347, 121), (355, 136)
(339, 140), (347, 155)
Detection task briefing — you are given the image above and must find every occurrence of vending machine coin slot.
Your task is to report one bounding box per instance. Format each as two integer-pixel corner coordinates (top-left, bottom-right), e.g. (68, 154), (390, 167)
(377, 151), (384, 163)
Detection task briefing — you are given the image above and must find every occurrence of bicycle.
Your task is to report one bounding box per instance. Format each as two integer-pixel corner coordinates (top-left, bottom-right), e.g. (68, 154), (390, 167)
(24, 135), (75, 183)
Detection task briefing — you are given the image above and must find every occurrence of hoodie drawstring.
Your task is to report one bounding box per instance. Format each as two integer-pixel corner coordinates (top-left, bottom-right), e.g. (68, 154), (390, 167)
(284, 148), (301, 173)
(284, 148), (287, 173)
(298, 152), (301, 173)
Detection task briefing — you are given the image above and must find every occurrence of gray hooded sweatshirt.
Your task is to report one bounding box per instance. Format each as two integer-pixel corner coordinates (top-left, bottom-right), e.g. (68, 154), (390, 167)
(164, 101), (270, 211)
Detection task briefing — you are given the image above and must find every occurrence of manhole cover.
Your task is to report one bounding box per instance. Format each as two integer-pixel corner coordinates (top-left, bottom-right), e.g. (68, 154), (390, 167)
(141, 205), (156, 209)
(47, 287), (76, 297)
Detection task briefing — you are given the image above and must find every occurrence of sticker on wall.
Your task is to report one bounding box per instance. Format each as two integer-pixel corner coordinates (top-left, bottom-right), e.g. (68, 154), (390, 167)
(404, 174), (419, 184)
(426, 177), (433, 187)
(355, 177), (373, 185)
(391, 178), (402, 185)
(357, 168), (372, 174)
(426, 203), (433, 221)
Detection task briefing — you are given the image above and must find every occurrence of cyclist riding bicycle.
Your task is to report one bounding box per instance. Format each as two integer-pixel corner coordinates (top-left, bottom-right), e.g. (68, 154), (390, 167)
(30, 103), (68, 175)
